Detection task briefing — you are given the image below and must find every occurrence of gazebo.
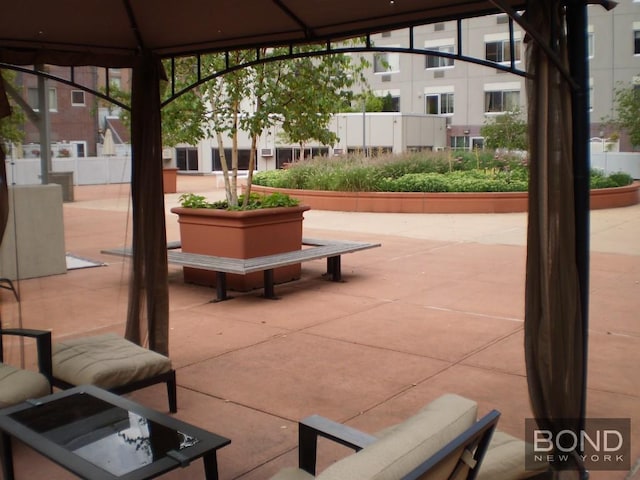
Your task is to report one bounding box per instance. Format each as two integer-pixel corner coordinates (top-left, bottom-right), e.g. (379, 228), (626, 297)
(0, 1), (612, 477)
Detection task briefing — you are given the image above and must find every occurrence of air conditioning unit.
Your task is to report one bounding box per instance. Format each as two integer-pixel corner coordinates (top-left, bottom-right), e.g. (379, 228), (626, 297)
(261, 148), (274, 157)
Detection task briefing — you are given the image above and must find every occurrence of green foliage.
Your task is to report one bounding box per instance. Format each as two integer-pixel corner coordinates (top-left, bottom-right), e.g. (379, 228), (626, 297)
(603, 79), (640, 148)
(252, 152), (632, 193)
(590, 170), (633, 189)
(480, 109), (528, 151)
(0, 70), (26, 145)
(164, 46), (370, 206)
(178, 193), (214, 208)
(179, 192), (299, 210)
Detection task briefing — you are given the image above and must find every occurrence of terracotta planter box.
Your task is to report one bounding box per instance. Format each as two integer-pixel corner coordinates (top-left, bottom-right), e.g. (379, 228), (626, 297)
(170, 205), (310, 291)
(251, 182), (640, 213)
(163, 168), (178, 194)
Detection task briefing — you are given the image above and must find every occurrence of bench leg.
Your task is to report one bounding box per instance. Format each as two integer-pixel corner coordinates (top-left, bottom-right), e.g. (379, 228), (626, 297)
(212, 272), (232, 302)
(263, 269), (279, 300)
(326, 256), (342, 282)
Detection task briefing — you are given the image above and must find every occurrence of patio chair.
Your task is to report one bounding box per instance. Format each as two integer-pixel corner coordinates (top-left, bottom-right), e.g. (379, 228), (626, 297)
(270, 394), (550, 480)
(0, 325), (52, 408)
(50, 333), (177, 413)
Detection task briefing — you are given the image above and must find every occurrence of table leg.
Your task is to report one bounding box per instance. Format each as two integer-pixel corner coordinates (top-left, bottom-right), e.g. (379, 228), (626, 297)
(0, 431), (15, 480)
(202, 452), (219, 480)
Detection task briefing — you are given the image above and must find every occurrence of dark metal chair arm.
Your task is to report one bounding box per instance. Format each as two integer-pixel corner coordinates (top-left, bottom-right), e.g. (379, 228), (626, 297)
(0, 328), (53, 387)
(298, 414), (377, 475)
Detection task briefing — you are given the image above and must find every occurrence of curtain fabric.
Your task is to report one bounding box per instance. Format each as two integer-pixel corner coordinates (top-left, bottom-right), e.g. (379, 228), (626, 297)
(125, 51), (170, 356)
(524, 2), (586, 477)
(0, 78), (11, 244)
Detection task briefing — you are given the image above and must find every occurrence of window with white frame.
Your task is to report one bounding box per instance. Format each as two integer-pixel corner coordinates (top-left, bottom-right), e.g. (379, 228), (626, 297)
(634, 27), (640, 55)
(588, 27), (595, 58)
(424, 39), (455, 69)
(424, 86), (454, 115)
(71, 90), (85, 106)
(451, 136), (470, 150)
(484, 82), (520, 113)
(485, 32), (522, 63)
(373, 50), (400, 74)
(27, 87), (58, 112)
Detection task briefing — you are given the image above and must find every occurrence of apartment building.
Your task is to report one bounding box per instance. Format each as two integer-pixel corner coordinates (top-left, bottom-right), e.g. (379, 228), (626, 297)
(15, 66), (131, 158)
(8, 2), (638, 172)
(355, 1), (640, 151)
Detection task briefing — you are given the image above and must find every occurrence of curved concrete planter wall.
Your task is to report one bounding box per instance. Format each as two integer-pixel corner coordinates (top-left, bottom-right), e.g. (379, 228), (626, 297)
(251, 182), (639, 213)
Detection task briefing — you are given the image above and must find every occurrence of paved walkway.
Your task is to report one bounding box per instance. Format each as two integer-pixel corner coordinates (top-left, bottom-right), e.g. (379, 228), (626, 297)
(1, 174), (638, 479)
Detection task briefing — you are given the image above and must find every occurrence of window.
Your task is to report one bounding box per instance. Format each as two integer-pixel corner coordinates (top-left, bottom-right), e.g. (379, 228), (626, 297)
(425, 93), (454, 115)
(484, 90), (520, 113)
(373, 51), (400, 74)
(635, 29), (640, 55)
(27, 87), (57, 112)
(485, 39), (521, 63)
(588, 32), (595, 59)
(451, 136), (470, 150)
(176, 147), (199, 171)
(71, 90), (85, 106)
(425, 45), (454, 69)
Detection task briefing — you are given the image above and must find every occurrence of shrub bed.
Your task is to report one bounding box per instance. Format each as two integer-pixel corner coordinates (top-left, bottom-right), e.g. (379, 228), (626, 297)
(253, 152), (633, 193)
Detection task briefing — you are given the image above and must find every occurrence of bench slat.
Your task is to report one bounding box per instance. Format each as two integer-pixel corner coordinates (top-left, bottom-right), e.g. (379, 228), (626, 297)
(102, 240), (380, 275)
(101, 238), (381, 301)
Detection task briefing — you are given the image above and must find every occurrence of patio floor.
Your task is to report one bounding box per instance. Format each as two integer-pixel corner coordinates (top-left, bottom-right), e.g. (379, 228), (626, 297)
(1, 174), (638, 480)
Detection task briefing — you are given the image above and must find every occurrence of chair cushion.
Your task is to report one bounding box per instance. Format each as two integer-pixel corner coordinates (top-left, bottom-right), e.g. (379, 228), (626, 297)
(269, 467), (315, 480)
(0, 362), (50, 408)
(477, 430), (548, 480)
(52, 333), (172, 389)
(317, 393), (478, 480)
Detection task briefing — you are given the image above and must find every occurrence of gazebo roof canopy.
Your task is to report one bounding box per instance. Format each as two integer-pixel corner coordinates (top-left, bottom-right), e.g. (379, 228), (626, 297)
(1, 0), (526, 64)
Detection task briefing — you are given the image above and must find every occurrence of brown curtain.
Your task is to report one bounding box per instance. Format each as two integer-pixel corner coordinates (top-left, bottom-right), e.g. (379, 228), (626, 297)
(0, 77), (11, 244)
(125, 51), (170, 356)
(524, 1), (586, 477)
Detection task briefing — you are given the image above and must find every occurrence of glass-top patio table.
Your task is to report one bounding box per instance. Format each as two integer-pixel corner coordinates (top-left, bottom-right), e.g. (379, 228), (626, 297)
(0, 385), (231, 480)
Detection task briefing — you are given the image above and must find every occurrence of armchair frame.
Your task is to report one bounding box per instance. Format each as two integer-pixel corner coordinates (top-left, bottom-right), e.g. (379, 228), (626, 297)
(0, 326), (53, 392)
(296, 410), (501, 480)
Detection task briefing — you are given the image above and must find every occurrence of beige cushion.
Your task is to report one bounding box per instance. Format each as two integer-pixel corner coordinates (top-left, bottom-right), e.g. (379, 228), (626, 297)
(477, 430), (548, 480)
(0, 362), (50, 408)
(270, 467), (315, 480)
(316, 394), (478, 480)
(52, 333), (172, 389)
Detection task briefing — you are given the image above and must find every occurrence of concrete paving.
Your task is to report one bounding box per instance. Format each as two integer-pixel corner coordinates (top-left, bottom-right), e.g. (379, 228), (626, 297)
(1, 174), (638, 480)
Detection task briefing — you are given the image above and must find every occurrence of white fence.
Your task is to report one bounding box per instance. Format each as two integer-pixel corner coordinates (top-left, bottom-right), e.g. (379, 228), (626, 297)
(4, 156), (132, 186)
(4, 152), (639, 187)
(591, 152), (640, 180)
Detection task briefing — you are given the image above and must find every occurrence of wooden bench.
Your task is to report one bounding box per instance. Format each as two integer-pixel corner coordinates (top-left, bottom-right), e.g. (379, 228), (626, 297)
(101, 238), (381, 301)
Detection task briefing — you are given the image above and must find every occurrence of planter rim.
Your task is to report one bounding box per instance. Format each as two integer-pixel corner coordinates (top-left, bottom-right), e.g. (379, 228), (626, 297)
(170, 204), (310, 218)
(250, 181), (639, 213)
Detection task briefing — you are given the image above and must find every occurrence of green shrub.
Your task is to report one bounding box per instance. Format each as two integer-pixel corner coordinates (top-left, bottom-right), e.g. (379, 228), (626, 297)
(607, 172), (633, 187)
(251, 153), (631, 193)
(179, 192), (299, 210)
